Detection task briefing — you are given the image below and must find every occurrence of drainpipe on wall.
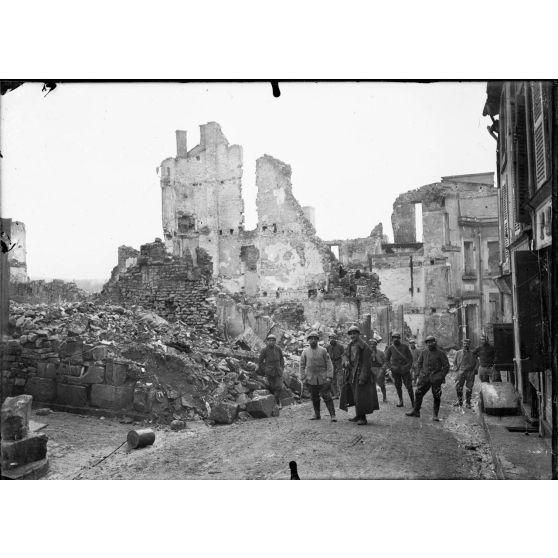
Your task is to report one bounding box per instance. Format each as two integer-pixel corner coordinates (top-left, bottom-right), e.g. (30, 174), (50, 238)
(478, 229), (484, 337)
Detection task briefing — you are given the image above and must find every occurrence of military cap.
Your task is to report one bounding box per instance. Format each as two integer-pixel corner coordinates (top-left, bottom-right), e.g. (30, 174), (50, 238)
(306, 330), (319, 340)
(328, 333), (338, 339)
(425, 335), (436, 342)
(391, 332), (401, 338)
(370, 338), (378, 345)
(347, 325), (360, 334)
(266, 334), (277, 340)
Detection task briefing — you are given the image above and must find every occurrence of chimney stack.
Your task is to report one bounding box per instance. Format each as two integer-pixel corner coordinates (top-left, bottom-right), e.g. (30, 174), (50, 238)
(176, 130), (187, 158)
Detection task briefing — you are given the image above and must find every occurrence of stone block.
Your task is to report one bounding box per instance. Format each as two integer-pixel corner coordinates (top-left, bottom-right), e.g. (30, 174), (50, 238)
(1, 394), (33, 440)
(25, 377), (57, 403)
(81, 365), (105, 384)
(59, 337), (83, 358)
(210, 401), (239, 424)
(0, 457), (49, 480)
(69, 365), (84, 377)
(91, 384), (134, 410)
(1, 433), (48, 469)
(481, 382), (520, 416)
(105, 361), (128, 386)
(246, 395), (278, 418)
(253, 389), (272, 397)
(38, 361), (58, 379)
(56, 384), (88, 407)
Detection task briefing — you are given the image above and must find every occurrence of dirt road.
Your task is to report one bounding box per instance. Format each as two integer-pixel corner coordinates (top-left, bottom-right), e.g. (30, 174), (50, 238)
(38, 373), (495, 480)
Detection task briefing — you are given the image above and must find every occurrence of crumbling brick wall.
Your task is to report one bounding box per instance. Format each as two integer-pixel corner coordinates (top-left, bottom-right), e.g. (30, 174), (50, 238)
(102, 239), (215, 329)
(10, 280), (89, 304)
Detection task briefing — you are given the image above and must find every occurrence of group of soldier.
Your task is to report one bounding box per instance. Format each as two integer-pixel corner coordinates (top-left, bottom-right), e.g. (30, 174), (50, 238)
(258, 325), (498, 425)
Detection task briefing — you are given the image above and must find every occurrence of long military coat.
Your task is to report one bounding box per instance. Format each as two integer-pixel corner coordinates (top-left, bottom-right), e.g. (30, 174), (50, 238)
(339, 339), (380, 415)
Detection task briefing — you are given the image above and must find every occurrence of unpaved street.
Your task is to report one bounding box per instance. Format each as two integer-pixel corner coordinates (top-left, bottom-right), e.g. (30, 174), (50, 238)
(39, 374), (495, 480)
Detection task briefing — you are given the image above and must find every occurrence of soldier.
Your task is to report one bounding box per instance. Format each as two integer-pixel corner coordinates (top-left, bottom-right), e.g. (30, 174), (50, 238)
(257, 334), (285, 409)
(370, 338), (387, 403)
(406, 335), (449, 421)
(326, 333), (345, 399)
(300, 331), (336, 421)
(340, 325), (380, 425)
(473, 335), (500, 382)
(385, 332), (415, 408)
(409, 339), (420, 385)
(453, 338), (478, 408)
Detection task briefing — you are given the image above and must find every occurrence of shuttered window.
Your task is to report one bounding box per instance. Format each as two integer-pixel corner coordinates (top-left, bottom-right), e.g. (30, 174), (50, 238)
(513, 87), (530, 224)
(531, 81), (549, 188)
(502, 178), (510, 256)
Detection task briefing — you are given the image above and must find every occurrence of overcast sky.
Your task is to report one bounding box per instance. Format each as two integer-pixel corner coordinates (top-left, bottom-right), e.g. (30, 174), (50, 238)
(1, 81), (495, 281)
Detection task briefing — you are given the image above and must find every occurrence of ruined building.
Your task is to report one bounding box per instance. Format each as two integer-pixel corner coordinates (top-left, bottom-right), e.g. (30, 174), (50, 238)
(159, 122), (334, 296)
(328, 173), (500, 347)
(105, 123), (500, 348)
(105, 122), (390, 338)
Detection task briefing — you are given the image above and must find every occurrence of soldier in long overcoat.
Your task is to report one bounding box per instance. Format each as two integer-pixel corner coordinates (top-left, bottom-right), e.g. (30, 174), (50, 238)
(339, 325), (380, 425)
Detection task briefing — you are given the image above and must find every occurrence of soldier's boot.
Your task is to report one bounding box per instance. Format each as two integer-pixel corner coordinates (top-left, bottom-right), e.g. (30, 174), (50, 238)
(465, 390), (472, 409)
(406, 391), (422, 417)
(407, 385), (415, 408)
(453, 390), (463, 407)
(433, 398), (441, 421)
(309, 399), (321, 420)
(381, 386), (387, 403)
(325, 399), (337, 422)
(395, 384), (404, 407)
(357, 415), (368, 425)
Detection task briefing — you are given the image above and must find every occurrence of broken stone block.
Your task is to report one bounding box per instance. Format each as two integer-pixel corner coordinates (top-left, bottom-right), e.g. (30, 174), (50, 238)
(210, 401), (239, 424)
(1, 394), (33, 440)
(57, 384), (88, 407)
(246, 395), (278, 418)
(105, 361), (128, 386)
(91, 384), (134, 410)
(25, 377), (57, 403)
(80, 365), (105, 384)
(237, 411), (254, 421)
(1, 433), (48, 470)
(253, 389), (272, 397)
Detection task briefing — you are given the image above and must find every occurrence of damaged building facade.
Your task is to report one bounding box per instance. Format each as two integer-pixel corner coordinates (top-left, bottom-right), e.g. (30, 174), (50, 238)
(327, 173), (500, 347)
(159, 122), (334, 296)
(483, 80), (555, 436)
(107, 122), (390, 340)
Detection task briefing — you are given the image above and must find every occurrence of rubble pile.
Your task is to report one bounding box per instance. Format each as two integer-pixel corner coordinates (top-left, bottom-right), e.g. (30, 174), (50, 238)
(1, 301), (304, 425)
